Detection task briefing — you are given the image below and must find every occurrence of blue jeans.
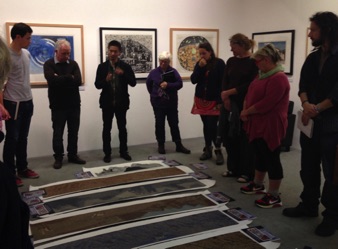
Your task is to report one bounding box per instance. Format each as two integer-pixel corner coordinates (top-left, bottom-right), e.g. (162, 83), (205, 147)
(51, 108), (80, 159)
(3, 99), (33, 174)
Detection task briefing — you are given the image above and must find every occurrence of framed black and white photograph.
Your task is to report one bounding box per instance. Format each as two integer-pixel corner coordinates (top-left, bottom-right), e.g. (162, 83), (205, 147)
(170, 28), (219, 79)
(252, 30), (295, 75)
(100, 28), (157, 79)
(6, 22), (85, 86)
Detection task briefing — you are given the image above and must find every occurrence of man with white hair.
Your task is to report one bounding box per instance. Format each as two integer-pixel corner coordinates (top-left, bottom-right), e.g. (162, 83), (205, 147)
(146, 51), (190, 154)
(44, 39), (86, 169)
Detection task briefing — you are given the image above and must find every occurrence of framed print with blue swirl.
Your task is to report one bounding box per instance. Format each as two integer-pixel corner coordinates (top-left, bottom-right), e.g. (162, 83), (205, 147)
(170, 28), (219, 80)
(6, 22), (85, 86)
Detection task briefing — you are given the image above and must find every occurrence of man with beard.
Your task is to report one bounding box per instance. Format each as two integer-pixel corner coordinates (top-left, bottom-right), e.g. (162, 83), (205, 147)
(283, 11), (338, 237)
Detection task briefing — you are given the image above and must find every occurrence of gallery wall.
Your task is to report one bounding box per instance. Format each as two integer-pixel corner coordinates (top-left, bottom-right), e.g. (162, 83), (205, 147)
(0, 0), (337, 158)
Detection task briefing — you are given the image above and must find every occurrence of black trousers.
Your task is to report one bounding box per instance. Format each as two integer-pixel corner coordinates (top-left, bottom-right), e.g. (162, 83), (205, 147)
(319, 132), (338, 223)
(299, 119), (322, 210)
(51, 108), (80, 159)
(102, 107), (128, 155)
(200, 115), (219, 147)
(152, 106), (181, 144)
(3, 100), (33, 174)
(252, 138), (283, 180)
(224, 129), (255, 177)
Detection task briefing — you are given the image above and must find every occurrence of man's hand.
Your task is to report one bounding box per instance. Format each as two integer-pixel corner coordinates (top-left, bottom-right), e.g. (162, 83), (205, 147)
(106, 73), (113, 82)
(303, 102), (318, 118)
(0, 104), (10, 120)
(115, 67), (124, 75)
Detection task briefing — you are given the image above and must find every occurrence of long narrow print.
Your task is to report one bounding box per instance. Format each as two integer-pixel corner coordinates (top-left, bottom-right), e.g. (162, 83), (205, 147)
(31, 193), (217, 242)
(36, 209), (239, 249)
(35, 167), (187, 198)
(44, 177), (212, 214)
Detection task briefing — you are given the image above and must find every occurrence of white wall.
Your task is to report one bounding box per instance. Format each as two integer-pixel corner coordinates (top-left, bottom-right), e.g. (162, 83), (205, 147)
(0, 0), (337, 158)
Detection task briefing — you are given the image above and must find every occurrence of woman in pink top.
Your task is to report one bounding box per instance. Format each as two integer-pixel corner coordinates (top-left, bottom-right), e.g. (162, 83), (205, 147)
(239, 43), (290, 208)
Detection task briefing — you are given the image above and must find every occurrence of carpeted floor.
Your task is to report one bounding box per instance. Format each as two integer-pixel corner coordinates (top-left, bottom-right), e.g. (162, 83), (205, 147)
(21, 137), (338, 249)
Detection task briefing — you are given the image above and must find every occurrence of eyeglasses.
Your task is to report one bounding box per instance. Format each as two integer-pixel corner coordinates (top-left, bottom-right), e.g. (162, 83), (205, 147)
(255, 57), (265, 64)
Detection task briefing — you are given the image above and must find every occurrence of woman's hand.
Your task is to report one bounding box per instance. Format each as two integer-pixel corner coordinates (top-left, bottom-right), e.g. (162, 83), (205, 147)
(223, 98), (231, 111)
(160, 81), (168, 89)
(198, 58), (207, 67)
(240, 109), (248, 122)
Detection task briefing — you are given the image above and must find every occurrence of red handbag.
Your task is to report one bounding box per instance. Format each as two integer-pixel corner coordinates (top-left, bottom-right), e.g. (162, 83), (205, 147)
(191, 96), (220, 115)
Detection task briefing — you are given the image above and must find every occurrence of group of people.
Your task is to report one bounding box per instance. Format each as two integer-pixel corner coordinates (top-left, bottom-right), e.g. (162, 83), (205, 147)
(190, 34), (290, 211)
(189, 11), (338, 238)
(1, 10), (338, 243)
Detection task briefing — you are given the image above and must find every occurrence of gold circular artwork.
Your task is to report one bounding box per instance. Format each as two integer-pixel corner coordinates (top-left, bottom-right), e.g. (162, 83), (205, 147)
(177, 36), (209, 71)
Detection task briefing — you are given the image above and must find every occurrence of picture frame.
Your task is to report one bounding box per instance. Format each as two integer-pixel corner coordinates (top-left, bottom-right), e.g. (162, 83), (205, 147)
(100, 27), (157, 80)
(6, 22), (85, 86)
(252, 30), (295, 75)
(170, 28), (219, 79)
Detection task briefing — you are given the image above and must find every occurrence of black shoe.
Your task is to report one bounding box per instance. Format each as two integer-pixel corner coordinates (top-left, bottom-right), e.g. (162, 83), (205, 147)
(214, 149), (224, 165)
(68, 155), (86, 164)
(158, 144), (166, 154)
(120, 153), (132, 161)
(315, 219), (338, 237)
(176, 145), (191, 154)
(53, 159), (63, 169)
(200, 146), (212, 160)
(103, 154), (111, 163)
(282, 202), (318, 217)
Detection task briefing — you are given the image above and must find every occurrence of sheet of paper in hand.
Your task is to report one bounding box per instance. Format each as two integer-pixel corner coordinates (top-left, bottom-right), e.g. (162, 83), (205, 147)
(297, 110), (313, 138)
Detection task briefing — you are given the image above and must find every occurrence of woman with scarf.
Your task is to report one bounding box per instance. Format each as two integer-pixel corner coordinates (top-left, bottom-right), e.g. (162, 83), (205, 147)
(240, 43), (290, 209)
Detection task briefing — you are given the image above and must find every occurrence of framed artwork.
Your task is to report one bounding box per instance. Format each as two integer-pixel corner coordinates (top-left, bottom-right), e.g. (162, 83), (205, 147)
(170, 28), (219, 79)
(6, 22), (85, 86)
(252, 30), (295, 75)
(100, 27), (157, 80)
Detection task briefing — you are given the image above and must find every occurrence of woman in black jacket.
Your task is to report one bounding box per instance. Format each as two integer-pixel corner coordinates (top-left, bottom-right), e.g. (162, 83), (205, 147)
(191, 42), (226, 162)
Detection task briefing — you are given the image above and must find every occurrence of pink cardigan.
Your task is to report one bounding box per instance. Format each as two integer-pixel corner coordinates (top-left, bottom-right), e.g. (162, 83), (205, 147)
(243, 72), (290, 151)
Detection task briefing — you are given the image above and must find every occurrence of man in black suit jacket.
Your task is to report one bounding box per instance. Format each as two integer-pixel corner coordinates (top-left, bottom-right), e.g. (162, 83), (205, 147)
(95, 40), (136, 163)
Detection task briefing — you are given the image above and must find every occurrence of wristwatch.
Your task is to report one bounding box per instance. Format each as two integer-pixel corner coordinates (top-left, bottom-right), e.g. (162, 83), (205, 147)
(314, 105), (321, 113)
